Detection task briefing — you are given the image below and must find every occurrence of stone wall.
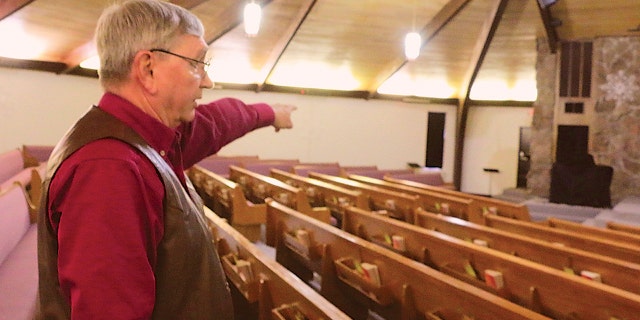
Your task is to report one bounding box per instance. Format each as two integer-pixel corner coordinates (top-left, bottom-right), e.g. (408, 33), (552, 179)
(529, 36), (640, 204)
(592, 37), (640, 204)
(528, 38), (556, 198)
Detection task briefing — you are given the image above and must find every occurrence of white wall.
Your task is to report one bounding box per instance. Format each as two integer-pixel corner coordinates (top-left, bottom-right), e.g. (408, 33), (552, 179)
(461, 106), (533, 196)
(0, 66), (530, 192)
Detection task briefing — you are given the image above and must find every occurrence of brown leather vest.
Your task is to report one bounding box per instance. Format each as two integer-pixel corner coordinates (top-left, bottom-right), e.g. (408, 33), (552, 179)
(36, 106), (233, 319)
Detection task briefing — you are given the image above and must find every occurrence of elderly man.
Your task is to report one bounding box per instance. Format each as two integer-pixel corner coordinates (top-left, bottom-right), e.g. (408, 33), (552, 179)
(36, 1), (295, 319)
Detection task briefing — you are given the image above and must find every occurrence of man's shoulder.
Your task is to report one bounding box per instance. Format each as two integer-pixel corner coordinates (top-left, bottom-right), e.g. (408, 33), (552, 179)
(67, 138), (148, 164)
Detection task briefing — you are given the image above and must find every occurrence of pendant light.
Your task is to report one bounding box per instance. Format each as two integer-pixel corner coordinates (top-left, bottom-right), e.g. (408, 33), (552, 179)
(404, 32), (421, 61)
(244, 1), (262, 37)
(404, 2), (421, 61)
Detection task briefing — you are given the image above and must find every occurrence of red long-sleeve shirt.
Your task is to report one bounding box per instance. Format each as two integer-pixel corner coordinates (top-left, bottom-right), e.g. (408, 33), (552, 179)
(46, 92), (274, 319)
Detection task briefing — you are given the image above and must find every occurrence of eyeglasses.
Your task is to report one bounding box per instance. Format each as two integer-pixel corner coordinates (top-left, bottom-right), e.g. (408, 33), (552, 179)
(149, 48), (211, 77)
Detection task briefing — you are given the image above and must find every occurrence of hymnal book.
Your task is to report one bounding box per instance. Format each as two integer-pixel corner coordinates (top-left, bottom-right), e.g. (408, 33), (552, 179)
(580, 270), (602, 282)
(484, 269), (504, 289)
(360, 262), (381, 286)
(391, 235), (406, 251)
(234, 259), (254, 282)
(473, 239), (489, 247)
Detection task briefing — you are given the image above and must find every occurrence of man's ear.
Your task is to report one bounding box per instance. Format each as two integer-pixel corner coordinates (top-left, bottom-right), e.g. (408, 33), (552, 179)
(133, 51), (158, 93)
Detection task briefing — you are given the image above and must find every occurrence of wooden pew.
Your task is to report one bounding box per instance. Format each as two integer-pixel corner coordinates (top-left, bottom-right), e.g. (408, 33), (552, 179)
(377, 175), (531, 223)
(387, 171), (455, 190)
(542, 217), (640, 247)
(340, 205), (640, 319)
(187, 165), (266, 242)
(309, 172), (420, 223)
(1, 164), (45, 223)
(239, 159), (300, 176)
(484, 214), (640, 264)
(228, 165), (331, 246)
(292, 162), (341, 176)
(21, 144), (53, 167)
(607, 221), (640, 235)
(347, 174), (477, 223)
(270, 168), (368, 227)
(414, 208), (640, 295)
(197, 155), (260, 177)
(266, 199), (548, 320)
(203, 207), (351, 320)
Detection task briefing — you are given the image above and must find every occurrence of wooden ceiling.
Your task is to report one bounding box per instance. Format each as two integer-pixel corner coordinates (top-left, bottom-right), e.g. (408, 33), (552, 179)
(1, 0), (640, 103)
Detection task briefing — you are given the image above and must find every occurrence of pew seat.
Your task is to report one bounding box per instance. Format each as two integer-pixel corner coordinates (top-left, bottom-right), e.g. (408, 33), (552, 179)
(197, 155), (260, 177)
(241, 159), (300, 176)
(292, 163), (341, 177)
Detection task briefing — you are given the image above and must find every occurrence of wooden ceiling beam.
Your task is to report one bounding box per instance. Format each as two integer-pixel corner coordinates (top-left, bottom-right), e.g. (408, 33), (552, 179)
(0, 56), (66, 73)
(0, 0), (32, 21)
(452, 0), (509, 190)
(258, 0), (317, 90)
(366, 0), (471, 98)
(536, 0), (560, 53)
(170, 0), (210, 10)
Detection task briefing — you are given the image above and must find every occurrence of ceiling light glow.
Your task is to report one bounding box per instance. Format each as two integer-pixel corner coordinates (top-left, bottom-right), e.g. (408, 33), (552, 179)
(404, 32), (421, 61)
(378, 74), (455, 99)
(269, 61), (361, 91)
(80, 56), (100, 70)
(244, 2), (262, 37)
(0, 19), (46, 59)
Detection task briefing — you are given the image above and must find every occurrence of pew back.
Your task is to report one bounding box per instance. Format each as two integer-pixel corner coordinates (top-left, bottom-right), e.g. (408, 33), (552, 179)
(544, 217), (640, 247)
(267, 200), (548, 320)
(203, 207), (351, 320)
(485, 214), (640, 264)
(349, 174), (476, 222)
(188, 165), (266, 241)
(607, 221), (640, 235)
(379, 175), (531, 223)
(309, 172), (420, 223)
(270, 168), (368, 225)
(228, 165), (331, 246)
(413, 208), (640, 295)
(341, 206), (640, 319)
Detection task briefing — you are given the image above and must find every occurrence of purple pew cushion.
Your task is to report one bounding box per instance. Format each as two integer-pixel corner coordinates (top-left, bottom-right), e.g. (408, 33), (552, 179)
(0, 149), (23, 184)
(0, 186), (31, 265)
(0, 225), (37, 320)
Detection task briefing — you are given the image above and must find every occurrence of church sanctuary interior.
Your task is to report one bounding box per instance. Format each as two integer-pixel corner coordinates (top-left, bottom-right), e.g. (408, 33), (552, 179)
(3, 0), (640, 319)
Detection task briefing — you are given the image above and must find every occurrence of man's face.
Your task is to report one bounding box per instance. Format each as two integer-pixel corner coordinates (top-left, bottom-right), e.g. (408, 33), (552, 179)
(152, 35), (213, 128)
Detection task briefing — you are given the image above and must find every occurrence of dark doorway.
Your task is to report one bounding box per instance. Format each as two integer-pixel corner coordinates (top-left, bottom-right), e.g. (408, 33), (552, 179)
(425, 112), (445, 167)
(517, 127), (531, 188)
